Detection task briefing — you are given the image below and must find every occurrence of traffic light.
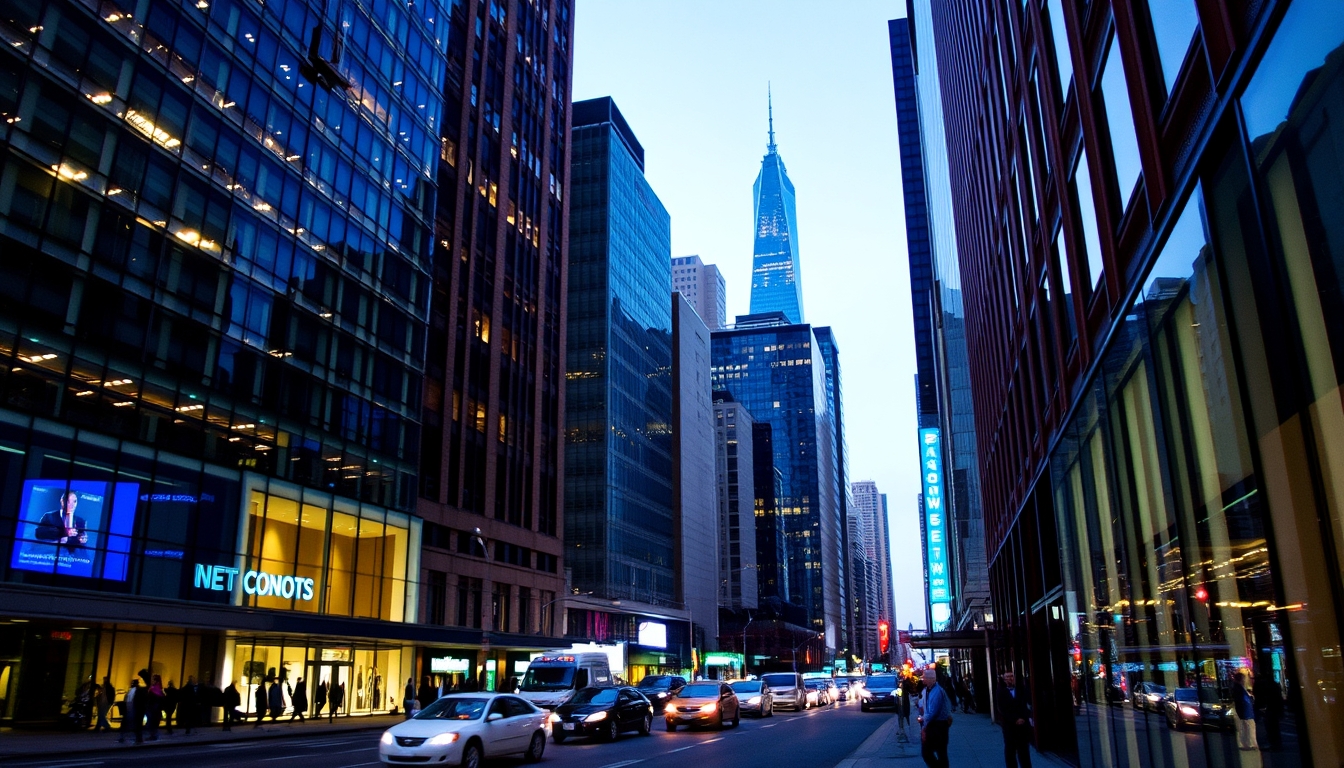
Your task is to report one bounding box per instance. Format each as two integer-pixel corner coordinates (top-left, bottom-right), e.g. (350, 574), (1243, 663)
(878, 620), (891, 654)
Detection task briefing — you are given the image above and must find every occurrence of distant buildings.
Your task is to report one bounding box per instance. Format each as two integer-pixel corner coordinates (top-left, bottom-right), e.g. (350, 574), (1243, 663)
(749, 93), (805, 324)
(851, 481), (894, 660)
(672, 255), (727, 330)
(712, 394), (758, 613)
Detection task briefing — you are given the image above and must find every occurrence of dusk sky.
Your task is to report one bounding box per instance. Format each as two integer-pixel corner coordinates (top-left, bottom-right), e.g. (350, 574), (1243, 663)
(572, 1), (926, 631)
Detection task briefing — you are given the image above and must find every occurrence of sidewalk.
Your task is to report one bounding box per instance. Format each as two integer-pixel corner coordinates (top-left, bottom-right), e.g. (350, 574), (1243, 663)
(0, 713), (402, 761)
(837, 712), (1072, 767)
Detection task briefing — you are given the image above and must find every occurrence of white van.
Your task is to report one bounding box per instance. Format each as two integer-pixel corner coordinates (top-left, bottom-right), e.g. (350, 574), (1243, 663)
(517, 652), (613, 708)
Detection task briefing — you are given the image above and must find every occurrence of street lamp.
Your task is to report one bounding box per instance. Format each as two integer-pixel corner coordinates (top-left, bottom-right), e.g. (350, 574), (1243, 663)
(742, 612), (755, 678)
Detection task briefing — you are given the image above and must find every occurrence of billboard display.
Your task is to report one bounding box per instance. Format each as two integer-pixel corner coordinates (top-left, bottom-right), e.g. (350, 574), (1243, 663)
(9, 480), (139, 580)
(919, 429), (951, 610)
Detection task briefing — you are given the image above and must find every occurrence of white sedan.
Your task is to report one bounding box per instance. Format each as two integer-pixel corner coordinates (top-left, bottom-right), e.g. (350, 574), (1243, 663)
(379, 693), (550, 767)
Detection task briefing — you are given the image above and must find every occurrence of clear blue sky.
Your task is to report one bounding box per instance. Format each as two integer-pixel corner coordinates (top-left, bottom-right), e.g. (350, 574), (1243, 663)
(572, 1), (926, 632)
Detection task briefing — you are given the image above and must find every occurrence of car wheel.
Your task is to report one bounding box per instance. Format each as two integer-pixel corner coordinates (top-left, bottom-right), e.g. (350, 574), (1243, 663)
(552, 732), (567, 744)
(605, 718), (620, 741)
(460, 741), (483, 768)
(666, 720), (677, 732)
(639, 713), (652, 735)
(717, 711), (725, 730)
(767, 703), (774, 717)
(524, 730), (546, 762)
(733, 710), (740, 727)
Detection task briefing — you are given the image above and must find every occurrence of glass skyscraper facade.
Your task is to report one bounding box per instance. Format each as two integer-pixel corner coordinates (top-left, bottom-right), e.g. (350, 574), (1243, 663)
(564, 97), (676, 608)
(0, 0), (446, 722)
(711, 316), (842, 653)
(748, 98), (804, 324)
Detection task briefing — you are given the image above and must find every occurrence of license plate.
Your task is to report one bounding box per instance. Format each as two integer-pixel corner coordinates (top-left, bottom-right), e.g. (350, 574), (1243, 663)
(562, 723), (575, 730)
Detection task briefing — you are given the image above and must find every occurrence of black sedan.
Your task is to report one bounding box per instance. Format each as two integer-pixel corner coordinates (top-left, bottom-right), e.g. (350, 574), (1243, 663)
(860, 675), (900, 712)
(549, 686), (655, 743)
(635, 674), (687, 711)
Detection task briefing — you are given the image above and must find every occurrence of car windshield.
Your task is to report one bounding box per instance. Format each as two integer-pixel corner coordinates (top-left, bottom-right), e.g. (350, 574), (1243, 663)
(569, 688), (619, 705)
(414, 697), (487, 721)
(805, 680), (823, 689)
(730, 681), (761, 693)
(637, 676), (672, 691)
(678, 683), (721, 698)
(761, 674), (796, 687)
(520, 666), (574, 691)
(866, 676), (898, 689)
(1174, 688), (1223, 703)
(1143, 684), (1167, 694)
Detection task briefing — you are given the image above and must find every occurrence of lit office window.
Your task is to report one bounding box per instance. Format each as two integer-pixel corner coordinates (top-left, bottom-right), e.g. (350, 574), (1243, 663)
(1100, 34), (1144, 208)
(1148, 0), (1200, 94)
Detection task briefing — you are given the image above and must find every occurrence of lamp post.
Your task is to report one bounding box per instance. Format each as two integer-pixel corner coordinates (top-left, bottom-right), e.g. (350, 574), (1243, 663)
(742, 612), (755, 678)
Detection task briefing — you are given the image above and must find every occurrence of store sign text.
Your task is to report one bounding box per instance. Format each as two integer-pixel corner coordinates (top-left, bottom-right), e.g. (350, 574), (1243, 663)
(920, 428), (950, 605)
(194, 564), (315, 601)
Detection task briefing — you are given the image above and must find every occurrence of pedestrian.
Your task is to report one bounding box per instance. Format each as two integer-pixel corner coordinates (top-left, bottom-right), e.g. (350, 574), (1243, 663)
(268, 676), (285, 722)
(163, 678), (178, 735)
(955, 677), (971, 715)
(199, 672), (221, 729)
(94, 678), (113, 733)
(1254, 673), (1283, 749)
(996, 670), (1033, 768)
(1233, 672), (1258, 751)
(918, 668), (952, 768)
(966, 678), (977, 714)
(417, 675), (435, 712)
(330, 681), (345, 722)
(291, 677), (308, 722)
(146, 674), (165, 741)
(118, 678), (143, 745)
(179, 676), (198, 735)
(223, 680), (241, 731)
(253, 679), (268, 727)
(897, 681), (912, 729)
(315, 680), (328, 720)
(403, 677), (417, 719)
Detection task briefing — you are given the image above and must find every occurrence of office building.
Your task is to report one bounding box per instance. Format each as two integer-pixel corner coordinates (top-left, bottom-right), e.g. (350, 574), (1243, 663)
(748, 93), (804, 324)
(890, 14), (990, 640)
(671, 255), (727, 330)
(416, 0), (572, 689)
(924, 0), (1344, 762)
(851, 481), (893, 660)
(711, 314), (843, 657)
(712, 393), (758, 613)
(563, 96), (690, 676)
(0, 0), (449, 721)
(672, 293), (718, 654)
(751, 421), (787, 607)
(812, 326), (851, 658)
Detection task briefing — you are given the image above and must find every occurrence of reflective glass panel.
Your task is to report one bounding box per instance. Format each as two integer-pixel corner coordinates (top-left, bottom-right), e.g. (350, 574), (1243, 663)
(1100, 35), (1143, 208)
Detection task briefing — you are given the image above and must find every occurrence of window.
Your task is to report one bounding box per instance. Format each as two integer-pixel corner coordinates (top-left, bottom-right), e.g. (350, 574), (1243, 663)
(1147, 0), (1199, 95)
(1072, 149), (1104, 295)
(1099, 34), (1143, 209)
(1044, 0), (1073, 101)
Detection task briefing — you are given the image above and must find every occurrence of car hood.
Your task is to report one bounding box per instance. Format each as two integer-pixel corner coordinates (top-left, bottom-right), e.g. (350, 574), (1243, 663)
(555, 704), (609, 717)
(387, 719), (477, 738)
(671, 695), (718, 705)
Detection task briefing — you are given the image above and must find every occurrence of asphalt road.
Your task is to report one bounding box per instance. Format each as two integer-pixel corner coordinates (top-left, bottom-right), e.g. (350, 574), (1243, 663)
(7, 700), (890, 768)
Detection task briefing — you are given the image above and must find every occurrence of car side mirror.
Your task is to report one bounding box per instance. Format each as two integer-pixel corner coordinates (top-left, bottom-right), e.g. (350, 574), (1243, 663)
(487, 713), (503, 722)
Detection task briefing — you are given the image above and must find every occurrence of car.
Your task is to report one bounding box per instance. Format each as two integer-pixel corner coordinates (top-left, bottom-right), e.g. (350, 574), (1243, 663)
(664, 681), (740, 731)
(1131, 682), (1167, 711)
(836, 680), (852, 701)
(824, 678), (840, 703)
(760, 672), (807, 711)
(861, 675), (900, 712)
(804, 679), (831, 706)
(1163, 687), (1234, 731)
(378, 693), (548, 768)
(730, 680), (774, 717)
(635, 674), (686, 711)
(548, 686), (654, 743)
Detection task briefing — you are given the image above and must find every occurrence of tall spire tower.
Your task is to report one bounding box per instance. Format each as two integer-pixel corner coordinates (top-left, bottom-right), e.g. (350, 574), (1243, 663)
(749, 86), (805, 323)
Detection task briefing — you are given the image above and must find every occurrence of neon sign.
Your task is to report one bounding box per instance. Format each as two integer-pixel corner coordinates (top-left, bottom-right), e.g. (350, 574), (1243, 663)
(194, 563), (315, 601)
(920, 428), (950, 608)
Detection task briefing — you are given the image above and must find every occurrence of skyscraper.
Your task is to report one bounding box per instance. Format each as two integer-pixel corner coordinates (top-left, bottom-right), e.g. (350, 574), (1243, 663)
(0, 0), (445, 720)
(712, 393), (758, 613)
(671, 255), (727, 330)
(748, 91), (804, 324)
(851, 481), (894, 657)
(672, 293), (718, 653)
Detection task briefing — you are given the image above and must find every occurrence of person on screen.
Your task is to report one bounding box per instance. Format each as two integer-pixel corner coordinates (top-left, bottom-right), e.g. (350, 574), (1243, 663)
(34, 490), (88, 551)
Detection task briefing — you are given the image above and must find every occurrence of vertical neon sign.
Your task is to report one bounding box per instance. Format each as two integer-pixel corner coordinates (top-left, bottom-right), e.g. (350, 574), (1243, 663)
(920, 429), (950, 617)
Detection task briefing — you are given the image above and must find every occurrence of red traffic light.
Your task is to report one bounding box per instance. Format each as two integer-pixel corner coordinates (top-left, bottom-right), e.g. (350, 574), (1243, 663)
(878, 620), (891, 654)
(1194, 587), (1209, 602)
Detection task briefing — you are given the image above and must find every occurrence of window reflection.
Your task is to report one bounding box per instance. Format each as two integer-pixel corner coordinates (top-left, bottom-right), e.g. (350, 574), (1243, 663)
(1099, 35), (1142, 210)
(1147, 0), (1199, 95)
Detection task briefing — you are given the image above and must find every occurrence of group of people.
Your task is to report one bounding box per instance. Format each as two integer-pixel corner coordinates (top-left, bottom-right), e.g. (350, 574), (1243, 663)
(401, 672), (502, 719)
(96, 670), (349, 744)
(904, 666), (1031, 768)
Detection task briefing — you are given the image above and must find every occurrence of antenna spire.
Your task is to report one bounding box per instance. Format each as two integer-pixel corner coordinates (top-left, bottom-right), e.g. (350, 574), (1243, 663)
(768, 83), (776, 154)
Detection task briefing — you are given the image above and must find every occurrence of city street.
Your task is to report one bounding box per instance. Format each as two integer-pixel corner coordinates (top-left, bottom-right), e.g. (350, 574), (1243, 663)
(4, 701), (888, 768)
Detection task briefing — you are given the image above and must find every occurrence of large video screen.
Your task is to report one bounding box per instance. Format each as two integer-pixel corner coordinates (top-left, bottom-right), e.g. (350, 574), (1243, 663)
(10, 480), (139, 580)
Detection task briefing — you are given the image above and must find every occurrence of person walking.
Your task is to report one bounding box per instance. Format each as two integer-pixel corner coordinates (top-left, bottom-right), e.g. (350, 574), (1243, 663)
(1254, 673), (1283, 750)
(199, 672), (221, 729)
(1233, 672), (1258, 751)
(417, 675), (436, 712)
(163, 679), (179, 735)
(291, 677), (308, 722)
(94, 678), (113, 733)
(223, 681), (241, 731)
(267, 676), (285, 722)
(117, 678), (143, 745)
(919, 668), (953, 768)
(330, 681), (345, 722)
(403, 678), (417, 719)
(179, 676), (198, 735)
(253, 679), (268, 728)
(315, 680), (328, 720)
(996, 671), (1033, 768)
(146, 675), (165, 741)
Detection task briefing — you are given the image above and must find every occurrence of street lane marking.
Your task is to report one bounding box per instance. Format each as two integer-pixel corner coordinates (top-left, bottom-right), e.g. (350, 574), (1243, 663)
(334, 763), (380, 768)
(666, 744), (701, 753)
(761, 723), (777, 728)
(703, 737), (724, 743)
(596, 761), (645, 768)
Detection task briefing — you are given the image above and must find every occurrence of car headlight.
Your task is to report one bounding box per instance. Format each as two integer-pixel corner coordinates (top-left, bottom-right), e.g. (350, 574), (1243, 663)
(699, 702), (717, 713)
(664, 703), (677, 714)
(381, 732), (395, 746)
(426, 732), (459, 746)
(747, 696), (761, 705)
(1148, 694), (1161, 702)
(585, 711), (608, 722)
(547, 713), (561, 723)
(1180, 705), (1198, 716)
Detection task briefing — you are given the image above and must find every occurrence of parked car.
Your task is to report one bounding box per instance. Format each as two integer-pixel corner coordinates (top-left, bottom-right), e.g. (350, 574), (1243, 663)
(664, 681), (740, 731)
(805, 679), (831, 706)
(378, 693), (548, 767)
(760, 672), (807, 711)
(860, 675), (900, 712)
(730, 680), (774, 717)
(635, 674), (686, 711)
(549, 686), (653, 743)
(1131, 682), (1167, 711)
(1164, 687), (1234, 731)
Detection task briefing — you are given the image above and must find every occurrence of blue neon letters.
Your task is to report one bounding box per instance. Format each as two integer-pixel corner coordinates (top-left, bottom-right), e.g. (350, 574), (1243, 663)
(194, 563), (314, 601)
(919, 428), (950, 605)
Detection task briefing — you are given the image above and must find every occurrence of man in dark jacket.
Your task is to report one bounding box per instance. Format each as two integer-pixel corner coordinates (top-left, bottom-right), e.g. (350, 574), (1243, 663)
(200, 672), (221, 729)
(995, 671), (1033, 768)
(290, 678), (308, 722)
(253, 680), (268, 727)
(222, 681), (241, 731)
(179, 676), (199, 734)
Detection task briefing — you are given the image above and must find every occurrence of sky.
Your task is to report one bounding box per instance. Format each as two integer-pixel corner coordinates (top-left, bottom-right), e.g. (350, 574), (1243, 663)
(571, 1), (927, 632)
